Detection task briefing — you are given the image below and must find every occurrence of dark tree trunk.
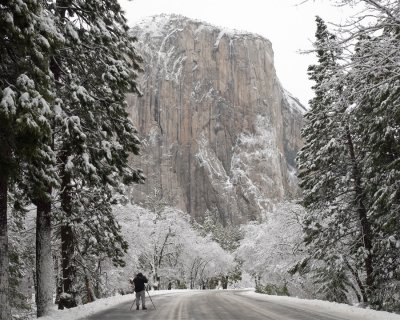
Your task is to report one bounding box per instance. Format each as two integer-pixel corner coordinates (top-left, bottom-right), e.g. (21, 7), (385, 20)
(61, 225), (75, 295)
(36, 194), (54, 317)
(55, 255), (63, 308)
(51, 9), (77, 299)
(222, 276), (228, 289)
(345, 259), (365, 303)
(345, 126), (374, 300)
(60, 161), (76, 304)
(0, 172), (11, 320)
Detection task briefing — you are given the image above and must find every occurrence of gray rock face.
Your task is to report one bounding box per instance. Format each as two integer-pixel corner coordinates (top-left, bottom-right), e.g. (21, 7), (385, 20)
(127, 14), (304, 224)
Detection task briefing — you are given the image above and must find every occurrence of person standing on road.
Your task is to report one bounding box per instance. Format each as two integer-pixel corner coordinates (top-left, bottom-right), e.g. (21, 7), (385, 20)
(133, 272), (148, 310)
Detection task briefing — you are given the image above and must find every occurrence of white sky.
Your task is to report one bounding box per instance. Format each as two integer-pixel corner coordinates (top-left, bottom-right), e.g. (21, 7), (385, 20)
(119, 0), (355, 105)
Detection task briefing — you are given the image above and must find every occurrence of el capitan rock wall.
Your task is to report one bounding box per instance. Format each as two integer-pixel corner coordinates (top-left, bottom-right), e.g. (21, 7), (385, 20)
(126, 14), (304, 224)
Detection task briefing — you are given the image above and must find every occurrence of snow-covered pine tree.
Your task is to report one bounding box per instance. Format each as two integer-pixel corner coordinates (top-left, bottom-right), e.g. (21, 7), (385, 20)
(20, 92), (61, 317)
(16, 145), (60, 318)
(46, 0), (143, 305)
(0, 1), (61, 318)
(7, 190), (35, 312)
(66, 186), (129, 301)
(345, 14), (400, 310)
(296, 16), (371, 303)
(316, 0), (400, 310)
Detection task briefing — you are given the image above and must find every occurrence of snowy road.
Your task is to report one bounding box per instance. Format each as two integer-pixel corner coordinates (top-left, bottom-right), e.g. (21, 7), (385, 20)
(86, 290), (361, 320)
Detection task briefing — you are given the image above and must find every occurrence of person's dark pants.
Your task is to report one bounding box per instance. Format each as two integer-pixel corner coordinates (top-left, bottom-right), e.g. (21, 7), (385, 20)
(136, 290), (146, 308)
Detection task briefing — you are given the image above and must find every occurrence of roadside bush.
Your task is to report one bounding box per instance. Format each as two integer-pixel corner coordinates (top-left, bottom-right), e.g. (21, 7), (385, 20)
(256, 283), (290, 296)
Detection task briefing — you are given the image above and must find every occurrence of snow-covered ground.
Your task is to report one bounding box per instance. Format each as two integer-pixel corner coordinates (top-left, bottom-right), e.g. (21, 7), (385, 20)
(36, 289), (400, 320)
(38, 290), (187, 320)
(239, 291), (400, 320)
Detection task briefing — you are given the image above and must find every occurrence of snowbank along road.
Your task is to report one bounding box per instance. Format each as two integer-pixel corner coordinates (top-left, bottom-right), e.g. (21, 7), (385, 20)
(86, 290), (395, 320)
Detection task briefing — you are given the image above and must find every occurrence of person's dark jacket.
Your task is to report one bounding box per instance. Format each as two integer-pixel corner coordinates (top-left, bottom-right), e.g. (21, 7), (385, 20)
(133, 273), (148, 292)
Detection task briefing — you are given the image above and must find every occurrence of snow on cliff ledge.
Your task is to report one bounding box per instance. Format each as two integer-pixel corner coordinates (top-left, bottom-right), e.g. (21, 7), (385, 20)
(133, 13), (272, 47)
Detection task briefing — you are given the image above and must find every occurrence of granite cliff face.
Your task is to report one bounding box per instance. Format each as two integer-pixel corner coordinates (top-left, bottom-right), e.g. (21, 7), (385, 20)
(126, 14), (305, 224)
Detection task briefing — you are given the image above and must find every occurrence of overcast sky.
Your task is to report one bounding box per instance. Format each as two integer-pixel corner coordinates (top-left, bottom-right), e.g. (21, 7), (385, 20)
(119, 0), (355, 106)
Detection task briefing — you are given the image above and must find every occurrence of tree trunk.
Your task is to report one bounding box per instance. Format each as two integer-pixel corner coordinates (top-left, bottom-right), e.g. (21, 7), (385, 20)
(254, 274), (261, 289)
(345, 260), (364, 303)
(0, 172), (11, 320)
(222, 276), (228, 289)
(61, 224), (75, 295)
(36, 195), (54, 317)
(60, 163), (76, 305)
(50, 9), (77, 302)
(345, 126), (374, 300)
(84, 269), (96, 303)
(55, 255), (63, 308)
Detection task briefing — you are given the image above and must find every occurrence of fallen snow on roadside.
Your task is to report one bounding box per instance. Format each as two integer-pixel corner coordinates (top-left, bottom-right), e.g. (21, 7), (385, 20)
(36, 289), (400, 320)
(239, 290), (400, 320)
(38, 290), (186, 320)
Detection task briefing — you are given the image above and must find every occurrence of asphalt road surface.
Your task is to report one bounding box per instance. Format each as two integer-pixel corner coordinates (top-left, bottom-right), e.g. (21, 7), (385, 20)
(87, 290), (352, 320)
